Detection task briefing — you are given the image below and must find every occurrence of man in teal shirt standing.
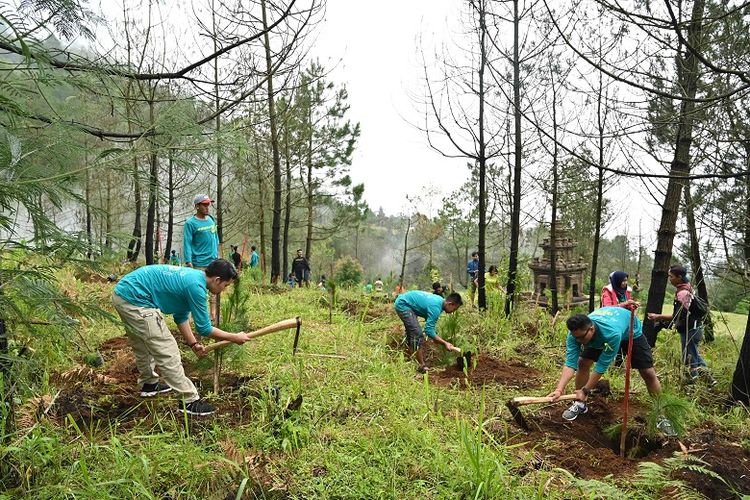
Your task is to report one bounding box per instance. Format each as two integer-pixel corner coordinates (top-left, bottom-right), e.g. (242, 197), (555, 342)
(184, 194), (219, 268)
(112, 259), (250, 416)
(184, 194), (220, 319)
(394, 290), (463, 373)
(546, 307), (676, 436)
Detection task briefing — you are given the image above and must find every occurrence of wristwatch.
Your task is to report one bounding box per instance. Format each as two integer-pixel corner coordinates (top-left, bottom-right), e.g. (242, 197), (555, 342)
(582, 387), (592, 397)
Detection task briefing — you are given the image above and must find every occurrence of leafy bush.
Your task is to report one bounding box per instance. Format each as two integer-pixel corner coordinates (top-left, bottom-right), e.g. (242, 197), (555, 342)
(333, 256), (363, 288)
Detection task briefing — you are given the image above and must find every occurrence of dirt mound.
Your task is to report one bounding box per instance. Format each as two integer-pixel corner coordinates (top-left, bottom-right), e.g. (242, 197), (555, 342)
(505, 396), (750, 497)
(340, 298), (389, 322)
(431, 355), (543, 389)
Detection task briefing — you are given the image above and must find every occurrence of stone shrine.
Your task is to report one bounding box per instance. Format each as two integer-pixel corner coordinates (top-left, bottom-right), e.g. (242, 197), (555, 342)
(528, 224), (588, 307)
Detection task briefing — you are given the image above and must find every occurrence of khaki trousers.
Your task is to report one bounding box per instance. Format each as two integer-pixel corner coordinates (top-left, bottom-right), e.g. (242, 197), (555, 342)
(111, 292), (199, 403)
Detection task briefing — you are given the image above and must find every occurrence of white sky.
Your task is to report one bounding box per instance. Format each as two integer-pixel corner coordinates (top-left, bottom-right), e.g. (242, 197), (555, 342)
(310, 0), (465, 216)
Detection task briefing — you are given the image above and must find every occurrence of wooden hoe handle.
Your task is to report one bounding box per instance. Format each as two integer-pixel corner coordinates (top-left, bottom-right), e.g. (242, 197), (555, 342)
(203, 318), (301, 353)
(510, 394), (579, 406)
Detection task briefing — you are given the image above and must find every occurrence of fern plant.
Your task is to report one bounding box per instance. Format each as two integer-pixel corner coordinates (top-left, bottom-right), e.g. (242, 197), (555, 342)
(647, 393), (693, 438)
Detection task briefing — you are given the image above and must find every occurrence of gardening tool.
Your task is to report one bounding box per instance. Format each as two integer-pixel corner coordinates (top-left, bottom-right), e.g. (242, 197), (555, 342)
(620, 307), (636, 457)
(506, 394), (579, 431)
(507, 379), (612, 431)
(291, 316), (302, 356)
(203, 317), (302, 353)
(455, 351), (473, 370)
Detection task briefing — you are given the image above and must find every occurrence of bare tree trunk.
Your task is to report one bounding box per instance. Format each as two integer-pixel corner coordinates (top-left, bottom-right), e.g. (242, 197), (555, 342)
(399, 216), (411, 289)
(283, 122), (292, 277)
(644, 0), (705, 346)
(212, 3), (224, 244)
(549, 69), (560, 315)
(145, 93), (159, 265)
(84, 146), (92, 259)
(476, 0), (487, 311)
(588, 52), (606, 313)
(684, 183), (714, 341)
(261, 0), (282, 284)
(105, 168), (112, 251)
(504, 0), (522, 316)
(126, 101), (142, 261)
(163, 151), (175, 260)
(253, 128), (267, 283)
(305, 104), (314, 262)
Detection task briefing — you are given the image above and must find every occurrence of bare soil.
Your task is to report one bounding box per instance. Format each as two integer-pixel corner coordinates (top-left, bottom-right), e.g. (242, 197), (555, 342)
(504, 395), (750, 498)
(431, 355), (543, 389)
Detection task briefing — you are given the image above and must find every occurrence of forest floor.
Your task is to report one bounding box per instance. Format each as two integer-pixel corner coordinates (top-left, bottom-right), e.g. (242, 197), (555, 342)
(4, 274), (750, 499)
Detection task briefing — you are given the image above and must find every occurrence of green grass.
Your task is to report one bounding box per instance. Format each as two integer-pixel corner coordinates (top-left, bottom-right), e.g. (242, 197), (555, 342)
(2, 277), (749, 498)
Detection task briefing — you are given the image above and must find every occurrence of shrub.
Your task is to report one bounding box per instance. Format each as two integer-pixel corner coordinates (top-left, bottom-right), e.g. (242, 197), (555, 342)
(333, 256), (363, 288)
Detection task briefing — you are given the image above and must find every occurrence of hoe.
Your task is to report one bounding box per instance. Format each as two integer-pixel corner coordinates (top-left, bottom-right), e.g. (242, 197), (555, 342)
(507, 379), (611, 431)
(203, 317), (302, 354)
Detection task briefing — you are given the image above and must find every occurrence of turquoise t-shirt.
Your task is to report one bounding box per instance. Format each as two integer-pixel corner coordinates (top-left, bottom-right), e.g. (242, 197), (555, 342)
(183, 216), (219, 268)
(250, 251), (259, 267)
(114, 265), (213, 336)
(565, 306), (643, 374)
(394, 291), (445, 338)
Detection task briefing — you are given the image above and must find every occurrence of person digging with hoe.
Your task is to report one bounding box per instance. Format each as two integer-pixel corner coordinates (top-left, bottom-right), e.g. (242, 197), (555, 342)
(394, 290), (463, 373)
(112, 259), (251, 416)
(547, 306), (678, 437)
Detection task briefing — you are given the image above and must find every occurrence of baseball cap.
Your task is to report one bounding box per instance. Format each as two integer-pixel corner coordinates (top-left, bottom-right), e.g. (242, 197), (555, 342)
(193, 194), (213, 205)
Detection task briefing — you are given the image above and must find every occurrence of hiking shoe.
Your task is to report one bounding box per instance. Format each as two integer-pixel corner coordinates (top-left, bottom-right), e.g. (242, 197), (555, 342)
(178, 399), (216, 416)
(562, 401), (588, 421)
(657, 416), (678, 438)
(417, 365), (429, 374)
(698, 368), (717, 386)
(140, 382), (172, 397)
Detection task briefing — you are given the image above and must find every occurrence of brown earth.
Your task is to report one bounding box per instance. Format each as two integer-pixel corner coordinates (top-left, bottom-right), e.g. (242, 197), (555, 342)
(504, 395), (750, 498)
(430, 355), (543, 389)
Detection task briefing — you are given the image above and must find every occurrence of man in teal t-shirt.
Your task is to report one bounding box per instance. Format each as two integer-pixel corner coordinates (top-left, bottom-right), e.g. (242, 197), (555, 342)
(112, 259), (249, 417)
(394, 290), (463, 373)
(183, 194), (219, 269)
(546, 307), (676, 436)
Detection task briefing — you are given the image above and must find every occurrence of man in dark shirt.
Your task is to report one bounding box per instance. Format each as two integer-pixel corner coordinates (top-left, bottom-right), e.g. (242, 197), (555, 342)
(291, 249), (310, 288)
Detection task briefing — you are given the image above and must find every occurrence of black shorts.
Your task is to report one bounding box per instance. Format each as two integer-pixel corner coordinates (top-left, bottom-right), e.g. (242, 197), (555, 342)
(581, 335), (653, 370)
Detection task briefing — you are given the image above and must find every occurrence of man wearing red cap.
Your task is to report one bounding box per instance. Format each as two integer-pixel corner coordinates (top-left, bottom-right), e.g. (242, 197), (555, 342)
(183, 194), (220, 318)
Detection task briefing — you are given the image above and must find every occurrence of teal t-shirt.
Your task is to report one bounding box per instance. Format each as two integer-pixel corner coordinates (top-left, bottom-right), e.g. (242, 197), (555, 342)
(394, 290), (445, 338)
(250, 251), (259, 267)
(114, 265), (213, 336)
(565, 306), (643, 374)
(183, 216), (219, 268)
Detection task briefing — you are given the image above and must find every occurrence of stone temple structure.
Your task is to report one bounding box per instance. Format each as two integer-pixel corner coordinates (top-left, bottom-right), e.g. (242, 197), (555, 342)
(527, 224), (588, 307)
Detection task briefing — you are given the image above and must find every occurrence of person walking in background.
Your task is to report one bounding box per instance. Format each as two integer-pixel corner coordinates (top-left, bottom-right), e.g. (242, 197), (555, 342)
(467, 251), (479, 306)
(291, 249), (310, 288)
(112, 259), (250, 416)
(183, 194), (220, 321)
(249, 245), (260, 268)
(374, 277), (384, 293)
(601, 271), (637, 309)
(394, 290), (463, 373)
(431, 282), (445, 297)
(169, 250), (180, 266)
(230, 245), (242, 270)
(647, 265), (716, 386)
